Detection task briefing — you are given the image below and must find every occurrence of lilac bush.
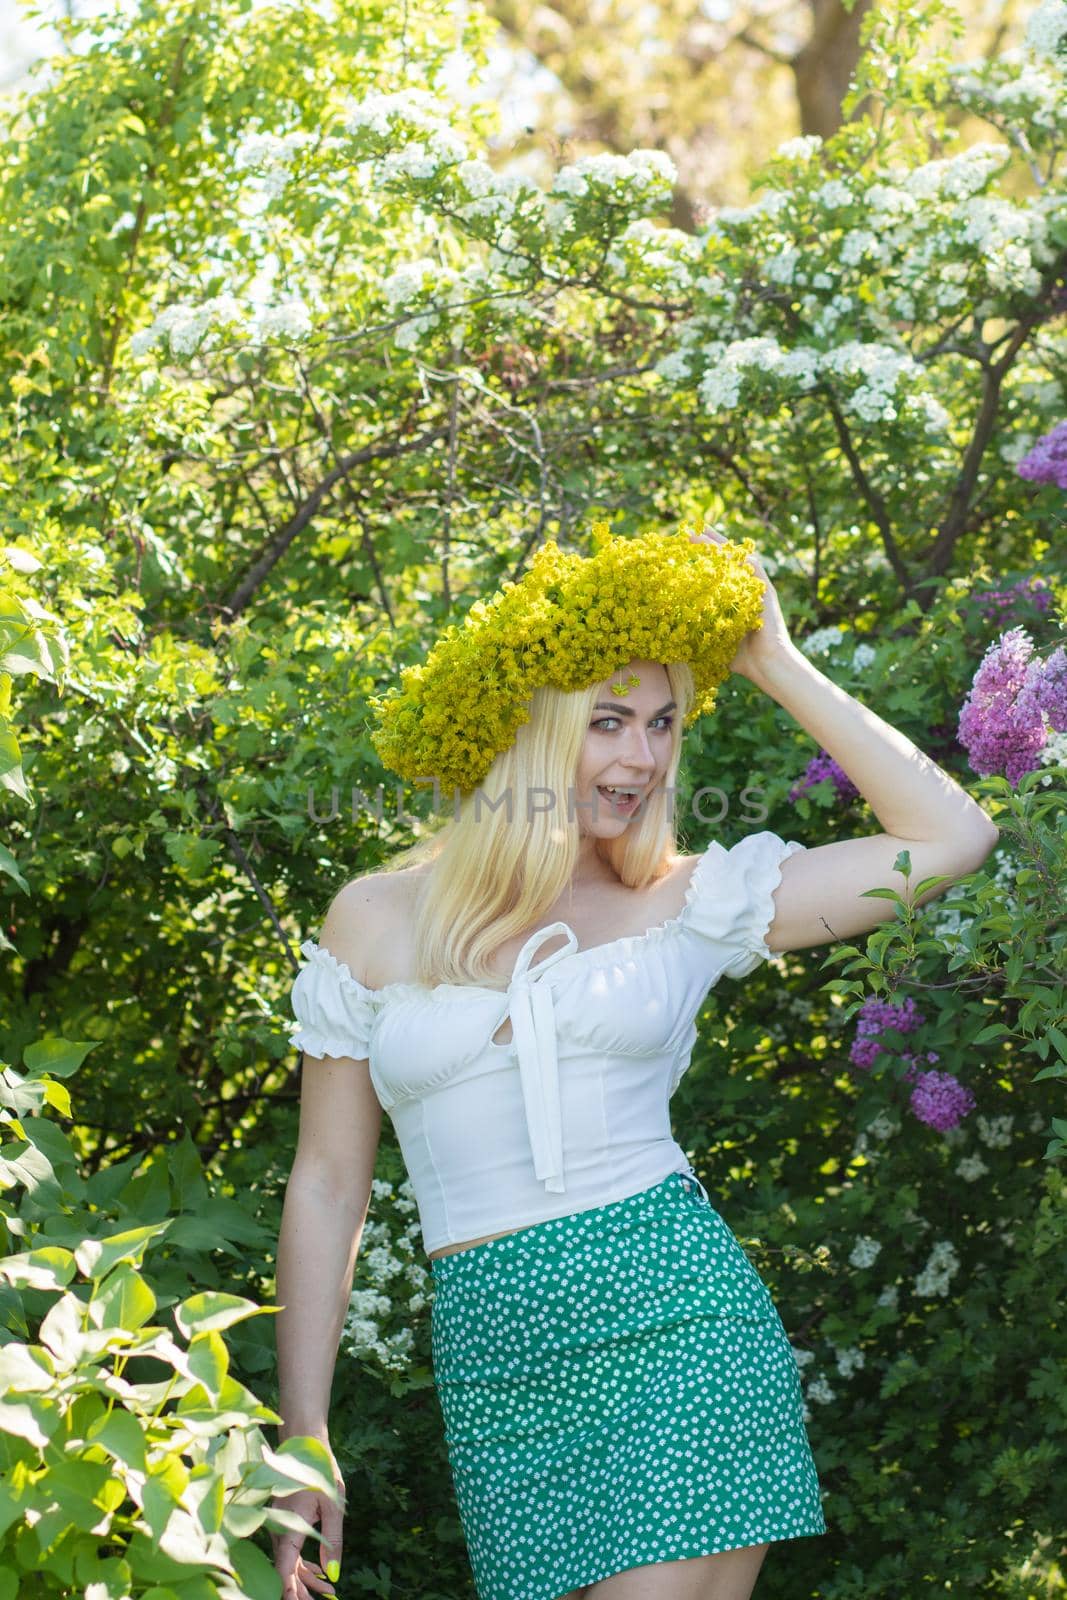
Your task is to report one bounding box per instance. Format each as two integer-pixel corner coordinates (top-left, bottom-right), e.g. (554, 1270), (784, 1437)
(1016, 419), (1067, 489)
(957, 627), (1067, 785)
(961, 575), (1053, 621)
(788, 749), (861, 806)
(906, 1067), (977, 1132)
(848, 996), (926, 1070)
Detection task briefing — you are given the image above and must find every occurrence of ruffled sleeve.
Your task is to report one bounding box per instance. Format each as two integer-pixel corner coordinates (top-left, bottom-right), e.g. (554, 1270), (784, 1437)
(288, 939), (380, 1062)
(680, 830), (806, 980)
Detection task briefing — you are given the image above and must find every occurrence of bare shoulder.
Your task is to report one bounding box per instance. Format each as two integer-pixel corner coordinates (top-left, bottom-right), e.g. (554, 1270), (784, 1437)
(318, 865), (427, 980)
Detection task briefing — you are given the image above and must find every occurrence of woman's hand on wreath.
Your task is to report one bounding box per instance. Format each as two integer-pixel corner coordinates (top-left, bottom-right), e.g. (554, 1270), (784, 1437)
(688, 526), (796, 681)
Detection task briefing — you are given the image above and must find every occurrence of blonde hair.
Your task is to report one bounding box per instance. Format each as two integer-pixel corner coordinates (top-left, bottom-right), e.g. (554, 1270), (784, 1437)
(375, 660), (696, 989)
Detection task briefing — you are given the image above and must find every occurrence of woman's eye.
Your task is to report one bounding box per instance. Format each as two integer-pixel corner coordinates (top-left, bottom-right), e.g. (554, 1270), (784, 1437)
(592, 716), (674, 731)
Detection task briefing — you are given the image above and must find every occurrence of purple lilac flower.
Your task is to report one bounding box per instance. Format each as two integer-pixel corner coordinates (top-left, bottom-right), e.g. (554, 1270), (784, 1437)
(957, 627), (1049, 786)
(899, 1049), (941, 1083)
(965, 577), (1053, 621)
(788, 749), (860, 805)
(1021, 644), (1067, 734)
(1016, 421), (1067, 490)
(908, 1070), (976, 1132)
(849, 996), (925, 1070)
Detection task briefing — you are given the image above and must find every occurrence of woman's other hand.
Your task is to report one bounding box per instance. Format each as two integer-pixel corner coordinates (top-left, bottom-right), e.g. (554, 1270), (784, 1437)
(270, 1452), (346, 1600)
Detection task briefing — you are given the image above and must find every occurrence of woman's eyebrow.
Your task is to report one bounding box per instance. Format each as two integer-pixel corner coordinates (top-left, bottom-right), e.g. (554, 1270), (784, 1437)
(591, 700), (677, 717)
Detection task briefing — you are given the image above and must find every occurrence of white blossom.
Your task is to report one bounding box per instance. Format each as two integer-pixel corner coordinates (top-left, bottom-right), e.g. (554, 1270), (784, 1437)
(654, 350), (692, 382)
(806, 1373), (836, 1404)
(233, 130), (311, 200)
(109, 751), (131, 775)
(132, 294), (244, 359)
(913, 1240), (961, 1298)
(766, 244), (801, 284)
(456, 157), (499, 198)
(710, 190), (790, 228)
(697, 334), (819, 412)
(1025, 0), (1067, 59)
(849, 1236), (883, 1269)
(876, 1284), (899, 1309)
(1038, 730), (1067, 785)
(904, 142), (1012, 200)
(251, 296), (312, 344)
(148, 753), (178, 788)
(956, 1153), (990, 1182)
(799, 625), (847, 657)
(865, 183), (918, 217)
(344, 87), (451, 138)
(392, 311), (441, 349)
(551, 148), (676, 200)
(976, 1113), (1014, 1149)
(379, 126), (468, 182)
(834, 1345), (866, 1377)
(840, 229), (879, 265)
(380, 258), (438, 308)
(812, 178), (853, 209)
(776, 134), (823, 162)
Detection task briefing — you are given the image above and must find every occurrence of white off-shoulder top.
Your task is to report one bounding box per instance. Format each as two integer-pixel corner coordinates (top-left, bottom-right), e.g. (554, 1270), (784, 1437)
(288, 829), (805, 1255)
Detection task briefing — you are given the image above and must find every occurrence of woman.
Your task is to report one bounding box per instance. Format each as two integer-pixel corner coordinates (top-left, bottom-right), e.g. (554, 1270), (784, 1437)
(271, 526), (998, 1600)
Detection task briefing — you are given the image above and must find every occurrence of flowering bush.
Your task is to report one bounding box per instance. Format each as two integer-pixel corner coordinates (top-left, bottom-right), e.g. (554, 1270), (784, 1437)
(958, 627), (1067, 784)
(0, 0), (1064, 1594)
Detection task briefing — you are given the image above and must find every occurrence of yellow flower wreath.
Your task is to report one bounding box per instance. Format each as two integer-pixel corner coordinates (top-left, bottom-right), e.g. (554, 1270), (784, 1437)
(368, 519), (766, 796)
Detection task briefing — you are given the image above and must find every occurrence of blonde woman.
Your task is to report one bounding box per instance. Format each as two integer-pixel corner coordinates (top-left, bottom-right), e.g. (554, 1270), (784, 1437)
(271, 527), (997, 1600)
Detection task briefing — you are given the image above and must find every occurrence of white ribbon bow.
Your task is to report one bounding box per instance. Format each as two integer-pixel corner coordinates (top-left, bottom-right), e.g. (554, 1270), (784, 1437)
(500, 921), (580, 1194)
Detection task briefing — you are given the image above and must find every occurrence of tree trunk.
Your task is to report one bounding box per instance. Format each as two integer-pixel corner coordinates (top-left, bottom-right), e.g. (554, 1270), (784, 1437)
(792, 0), (875, 138)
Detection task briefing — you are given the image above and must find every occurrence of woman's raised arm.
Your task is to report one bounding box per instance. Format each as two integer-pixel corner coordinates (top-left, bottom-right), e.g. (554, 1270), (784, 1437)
(746, 642), (999, 953)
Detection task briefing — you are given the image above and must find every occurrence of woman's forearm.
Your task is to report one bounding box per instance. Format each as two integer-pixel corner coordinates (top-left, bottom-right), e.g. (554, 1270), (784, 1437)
(747, 643), (997, 849)
(275, 1169), (370, 1439)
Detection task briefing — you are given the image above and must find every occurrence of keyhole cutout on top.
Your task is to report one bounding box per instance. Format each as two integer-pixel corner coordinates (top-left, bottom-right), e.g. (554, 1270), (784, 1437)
(491, 1015), (514, 1048)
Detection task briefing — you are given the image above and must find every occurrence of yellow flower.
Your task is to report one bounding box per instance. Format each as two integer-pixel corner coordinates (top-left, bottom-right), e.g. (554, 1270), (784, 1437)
(368, 517), (765, 795)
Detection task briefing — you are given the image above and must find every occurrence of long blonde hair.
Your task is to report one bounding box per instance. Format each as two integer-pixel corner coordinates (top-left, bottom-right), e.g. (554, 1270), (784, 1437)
(375, 660), (696, 989)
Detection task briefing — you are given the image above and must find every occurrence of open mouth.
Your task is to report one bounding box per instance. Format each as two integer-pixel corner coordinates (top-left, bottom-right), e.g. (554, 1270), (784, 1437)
(596, 785), (644, 813)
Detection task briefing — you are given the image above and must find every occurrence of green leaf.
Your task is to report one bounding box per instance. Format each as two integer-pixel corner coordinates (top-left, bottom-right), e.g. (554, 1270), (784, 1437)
(186, 1330), (229, 1400)
(0, 839), (28, 893)
(174, 1292), (274, 1338)
(972, 1023), (1014, 1045)
(76, 1220), (172, 1280)
(244, 1437), (340, 1499)
(87, 1407), (150, 1474)
(0, 1246), (76, 1290)
(1047, 1026), (1067, 1065)
(226, 1538), (284, 1600)
(0, 1392), (60, 1449)
(90, 1264), (158, 1332)
(22, 1037), (98, 1079)
(0, 1341), (55, 1392)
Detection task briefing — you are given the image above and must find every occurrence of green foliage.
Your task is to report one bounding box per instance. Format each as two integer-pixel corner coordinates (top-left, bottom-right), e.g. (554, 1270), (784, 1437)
(0, 1042), (338, 1598)
(0, 0), (1064, 1594)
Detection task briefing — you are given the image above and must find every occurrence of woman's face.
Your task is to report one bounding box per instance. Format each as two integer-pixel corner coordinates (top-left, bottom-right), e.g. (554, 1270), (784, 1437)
(573, 660), (676, 834)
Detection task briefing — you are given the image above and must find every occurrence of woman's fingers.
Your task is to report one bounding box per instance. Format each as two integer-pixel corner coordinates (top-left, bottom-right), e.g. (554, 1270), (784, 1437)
(296, 1557), (337, 1598)
(318, 1490), (345, 1587)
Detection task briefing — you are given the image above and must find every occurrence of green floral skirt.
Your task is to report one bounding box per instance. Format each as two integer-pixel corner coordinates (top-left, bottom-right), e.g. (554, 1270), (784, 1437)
(430, 1169), (827, 1599)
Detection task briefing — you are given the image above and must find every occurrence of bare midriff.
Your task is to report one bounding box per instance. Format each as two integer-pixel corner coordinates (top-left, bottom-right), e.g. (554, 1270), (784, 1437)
(427, 1224), (531, 1261)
